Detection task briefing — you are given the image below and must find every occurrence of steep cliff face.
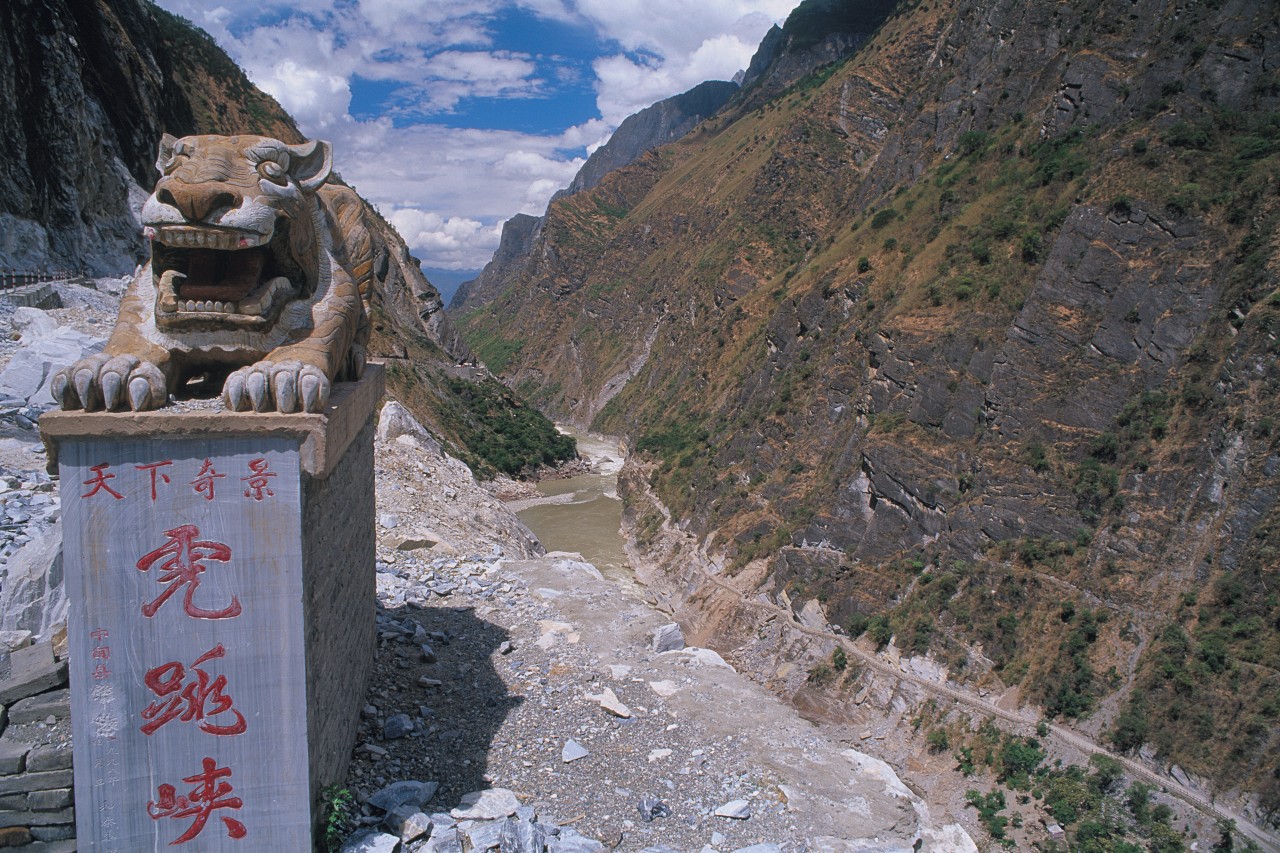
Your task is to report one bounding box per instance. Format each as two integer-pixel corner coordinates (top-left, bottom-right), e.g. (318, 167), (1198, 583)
(460, 0), (1280, 817)
(737, 0), (899, 104)
(451, 82), (740, 315)
(449, 213), (542, 314)
(559, 81), (740, 200)
(0, 0), (300, 274)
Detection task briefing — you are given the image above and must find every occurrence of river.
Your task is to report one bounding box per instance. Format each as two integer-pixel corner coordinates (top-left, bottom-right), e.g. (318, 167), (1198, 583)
(513, 429), (636, 586)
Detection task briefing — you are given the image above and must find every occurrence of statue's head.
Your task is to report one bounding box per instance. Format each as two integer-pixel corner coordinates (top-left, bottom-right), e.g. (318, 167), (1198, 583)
(140, 134), (333, 331)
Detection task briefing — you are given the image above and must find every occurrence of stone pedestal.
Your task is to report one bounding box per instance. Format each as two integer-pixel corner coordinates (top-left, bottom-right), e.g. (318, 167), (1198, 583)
(39, 365), (382, 850)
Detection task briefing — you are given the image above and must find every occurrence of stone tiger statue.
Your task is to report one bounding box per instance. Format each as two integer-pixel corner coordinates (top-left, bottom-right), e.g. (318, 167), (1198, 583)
(53, 133), (372, 414)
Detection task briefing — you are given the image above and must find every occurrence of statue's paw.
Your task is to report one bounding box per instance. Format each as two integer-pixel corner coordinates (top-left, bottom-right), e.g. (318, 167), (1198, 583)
(223, 360), (330, 414)
(51, 354), (167, 411)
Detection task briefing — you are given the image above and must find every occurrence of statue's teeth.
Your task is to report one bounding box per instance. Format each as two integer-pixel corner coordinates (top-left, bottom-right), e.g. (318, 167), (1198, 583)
(183, 300), (196, 311)
(157, 269), (183, 311)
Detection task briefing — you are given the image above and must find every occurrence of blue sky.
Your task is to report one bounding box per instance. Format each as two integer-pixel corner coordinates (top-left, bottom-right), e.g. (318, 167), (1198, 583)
(152, 0), (800, 271)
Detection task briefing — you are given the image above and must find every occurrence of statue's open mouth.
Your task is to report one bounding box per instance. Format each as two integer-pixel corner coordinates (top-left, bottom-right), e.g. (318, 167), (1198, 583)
(150, 218), (306, 330)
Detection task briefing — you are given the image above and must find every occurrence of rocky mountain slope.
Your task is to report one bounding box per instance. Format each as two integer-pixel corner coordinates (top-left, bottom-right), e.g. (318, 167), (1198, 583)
(0, 0), (299, 275)
(455, 0), (1280, 830)
(452, 81), (739, 314)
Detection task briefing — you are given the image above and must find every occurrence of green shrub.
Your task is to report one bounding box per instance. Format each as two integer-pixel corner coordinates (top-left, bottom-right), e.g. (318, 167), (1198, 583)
(867, 614), (893, 649)
(443, 376), (577, 476)
(1021, 232), (1043, 262)
(927, 728), (950, 753)
(958, 130), (989, 155)
(870, 208), (899, 229)
(1166, 120), (1213, 150)
(964, 789), (1009, 840)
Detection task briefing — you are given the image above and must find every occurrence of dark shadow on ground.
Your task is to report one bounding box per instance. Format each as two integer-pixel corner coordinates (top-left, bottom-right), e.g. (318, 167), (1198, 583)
(347, 603), (523, 808)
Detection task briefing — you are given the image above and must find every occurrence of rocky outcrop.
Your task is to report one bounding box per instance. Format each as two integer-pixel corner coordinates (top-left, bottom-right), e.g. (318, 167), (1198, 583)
(450, 214), (542, 313)
(451, 82), (738, 314)
(738, 0), (900, 103)
(558, 81), (738, 200)
(0, 0), (299, 275)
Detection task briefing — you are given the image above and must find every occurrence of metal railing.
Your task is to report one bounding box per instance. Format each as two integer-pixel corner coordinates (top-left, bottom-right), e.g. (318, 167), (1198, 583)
(0, 269), (78, 291)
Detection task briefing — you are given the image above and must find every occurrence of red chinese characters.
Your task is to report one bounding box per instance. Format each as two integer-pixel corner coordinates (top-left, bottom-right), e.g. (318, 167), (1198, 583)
(81, 463), (124, 500)
(89, 628), (111, 681)
(78, 457), (283, 501)
(240, 458), (276, 501)
(189, 459), (226, 501)
(140, 644), (246, 737)
(136, 460), (173, 501)
(147, 757), (247, 844)
(136, 525), (242, 620)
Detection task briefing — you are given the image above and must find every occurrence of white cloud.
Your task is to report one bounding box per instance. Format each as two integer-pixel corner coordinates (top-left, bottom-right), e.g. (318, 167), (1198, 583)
(267, 59), (351, 128)
(150, 0), (800, 267)
(387, 209), (503, 270)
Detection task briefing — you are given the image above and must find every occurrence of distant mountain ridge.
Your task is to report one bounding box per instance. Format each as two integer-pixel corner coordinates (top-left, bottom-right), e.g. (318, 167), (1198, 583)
(556, 80), (740, 201)
(450, 0), (894, 315)
(451, 80), (741, 314)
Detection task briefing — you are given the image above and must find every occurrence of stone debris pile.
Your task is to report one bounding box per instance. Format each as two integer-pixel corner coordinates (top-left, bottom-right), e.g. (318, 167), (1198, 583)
(0, 640), (75, 849)
(341, 792), (610, 853)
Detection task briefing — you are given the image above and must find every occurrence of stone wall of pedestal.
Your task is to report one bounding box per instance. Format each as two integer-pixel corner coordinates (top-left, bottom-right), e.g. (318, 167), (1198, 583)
(38, 365), (382, 851)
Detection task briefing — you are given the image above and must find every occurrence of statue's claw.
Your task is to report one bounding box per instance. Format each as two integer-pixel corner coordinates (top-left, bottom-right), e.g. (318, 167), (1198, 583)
(298, 365), (329, 413)
(271, 363), (298, 414)
(50, 371), (70, 408)
(246, 369), (269, 412)
(101, 372), (122, 410)
(100, 356), (139, 410)
(222, 360), (329, 413)
(127, 361), (166, 411)
(73, 367), (98, 411)
(223, 370), (248, 411)
(50, 353), (126, 411)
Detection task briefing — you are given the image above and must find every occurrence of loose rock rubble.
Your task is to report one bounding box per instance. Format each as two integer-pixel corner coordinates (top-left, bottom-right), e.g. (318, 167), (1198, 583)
(342, 426), (974, 852)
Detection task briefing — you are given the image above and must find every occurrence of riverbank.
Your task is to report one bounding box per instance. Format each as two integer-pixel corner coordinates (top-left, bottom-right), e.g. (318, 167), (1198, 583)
(503, 430), (634, 586)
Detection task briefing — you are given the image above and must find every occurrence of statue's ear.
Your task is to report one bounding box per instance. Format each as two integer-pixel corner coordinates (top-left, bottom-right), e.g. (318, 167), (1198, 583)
(283, 139), (332, 191)
(155, 133), (179, 175)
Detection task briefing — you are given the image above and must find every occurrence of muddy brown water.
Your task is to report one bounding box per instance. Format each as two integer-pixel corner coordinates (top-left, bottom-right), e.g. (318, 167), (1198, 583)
(514, 430), (635, 585)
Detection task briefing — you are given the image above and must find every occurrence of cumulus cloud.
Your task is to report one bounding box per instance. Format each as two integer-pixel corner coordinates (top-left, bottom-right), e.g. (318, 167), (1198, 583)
(387, 209), (503, 270)
(151, 0), (799, 267)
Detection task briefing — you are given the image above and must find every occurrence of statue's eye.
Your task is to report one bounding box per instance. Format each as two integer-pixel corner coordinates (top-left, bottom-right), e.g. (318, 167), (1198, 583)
(159, 141), (191, 175)
(259, 160), (287, 183)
